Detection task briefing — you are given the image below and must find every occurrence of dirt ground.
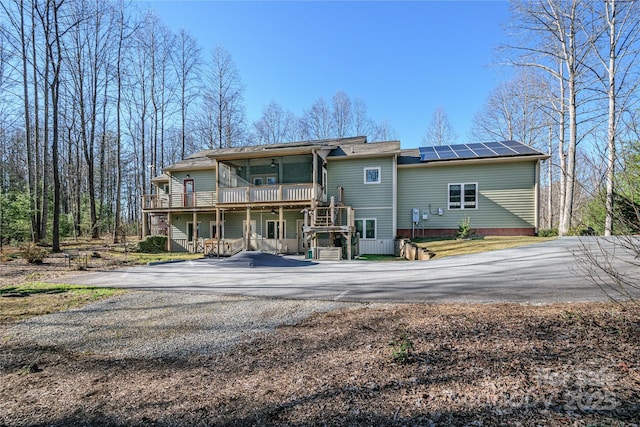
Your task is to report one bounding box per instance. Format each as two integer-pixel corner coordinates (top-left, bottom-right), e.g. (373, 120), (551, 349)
(0, 244), (126, 289)
(1, 252), (640, 426)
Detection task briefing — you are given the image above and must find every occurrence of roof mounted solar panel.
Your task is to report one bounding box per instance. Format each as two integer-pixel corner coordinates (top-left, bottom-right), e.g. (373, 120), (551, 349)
(451, 147), (476, 160)
(434, 145), (457, 159)
(418, 140), (542, 163)
(502, 140), (540, 155)
(418, 146), (439, 161)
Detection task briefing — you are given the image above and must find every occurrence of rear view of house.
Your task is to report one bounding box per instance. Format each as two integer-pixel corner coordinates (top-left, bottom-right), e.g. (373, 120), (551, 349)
(141, 136), (548, 258)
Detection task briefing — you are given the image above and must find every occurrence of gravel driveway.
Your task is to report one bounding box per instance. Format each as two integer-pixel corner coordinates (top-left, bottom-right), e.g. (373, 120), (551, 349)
(6, 292), (357, 359)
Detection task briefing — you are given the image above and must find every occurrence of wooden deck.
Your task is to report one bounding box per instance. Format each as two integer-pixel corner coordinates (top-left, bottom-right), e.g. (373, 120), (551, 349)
(142, 183), (321, 211)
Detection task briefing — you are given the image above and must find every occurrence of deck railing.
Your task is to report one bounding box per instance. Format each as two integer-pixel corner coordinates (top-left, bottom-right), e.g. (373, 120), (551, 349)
(218, 183), (320, 204)
(142, 183), (320, 209)
(203, 238), (245, 256)
(142, 192), (217, 209)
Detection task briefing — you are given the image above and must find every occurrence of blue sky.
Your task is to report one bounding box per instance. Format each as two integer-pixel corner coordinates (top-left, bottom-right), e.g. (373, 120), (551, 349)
(147, 1), (513, 148)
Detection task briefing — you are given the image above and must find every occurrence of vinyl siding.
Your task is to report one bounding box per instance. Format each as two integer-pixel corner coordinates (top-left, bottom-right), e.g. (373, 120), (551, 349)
(170, 170), (216, 206)
(397, 161), (538, 230)
(327, 157), (394, 210)
(327, 156), (395, 253)
(221, 210), (303, 239)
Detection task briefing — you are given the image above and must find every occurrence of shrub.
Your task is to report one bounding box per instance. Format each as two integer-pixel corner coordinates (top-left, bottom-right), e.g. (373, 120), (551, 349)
(389, 332), (414, 364)
(456, 216), (473, 240)
(538, 228), (558, 237)
(19, 243), (49, 264)
(137, 236), (168, 253)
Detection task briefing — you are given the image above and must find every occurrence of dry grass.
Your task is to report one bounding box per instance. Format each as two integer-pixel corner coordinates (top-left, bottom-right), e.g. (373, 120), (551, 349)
(0, 282), (124, 324)
(415, 236), (557, 258)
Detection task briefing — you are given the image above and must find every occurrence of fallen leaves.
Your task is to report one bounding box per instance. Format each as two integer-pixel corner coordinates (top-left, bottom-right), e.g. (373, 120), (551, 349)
(1, 302), (639, 426)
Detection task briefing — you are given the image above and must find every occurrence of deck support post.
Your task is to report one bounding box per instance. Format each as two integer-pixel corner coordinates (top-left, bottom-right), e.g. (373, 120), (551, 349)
(193, 211), (198, 253)
(245, 207), (251, 250)
(278, 206), (284, 254)
(142, 212), (148, 238)
(216, 208), (221, 257)
(167, 213), (172, 252)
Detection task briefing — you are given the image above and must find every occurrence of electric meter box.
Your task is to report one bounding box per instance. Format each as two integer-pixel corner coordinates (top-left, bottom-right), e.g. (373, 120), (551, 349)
(412, 208), (420, 223)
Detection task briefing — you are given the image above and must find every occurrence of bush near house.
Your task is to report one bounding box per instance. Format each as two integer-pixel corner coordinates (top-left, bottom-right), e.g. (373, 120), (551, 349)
(19, 243), (49, 264)
(137, 236), (167, 253)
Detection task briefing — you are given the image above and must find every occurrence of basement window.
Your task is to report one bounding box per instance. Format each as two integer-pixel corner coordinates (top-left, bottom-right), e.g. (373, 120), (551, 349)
(355, 218), (376, 240)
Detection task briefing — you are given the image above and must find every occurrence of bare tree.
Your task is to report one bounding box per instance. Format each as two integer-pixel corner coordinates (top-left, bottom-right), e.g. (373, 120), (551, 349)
(576, 135), (640, 304)
(202, 45), (246, 148)
(584, 1), (640, 236)
(472, 69), (558, 228)
(372, 120), (397, 142)
(352, 97), (376, 137)
(174, 28), (201, 159)
(68, 0), (114, 239)
(422, 106), (458, 146)
(253, 101), (297, 145)
(471, 69), (550, 148)
(507, 0), (593, 236)
(332, 90), (352, 138)
(300, 97), (333, 140)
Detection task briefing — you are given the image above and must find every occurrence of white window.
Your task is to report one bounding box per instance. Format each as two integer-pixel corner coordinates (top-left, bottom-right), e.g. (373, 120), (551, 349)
(355, 218), (376, 240)
(266, 220), (286, 239)
(449, 183), (478, 210)
(364, 167), (381, 184)
(253, 175), (277, 186)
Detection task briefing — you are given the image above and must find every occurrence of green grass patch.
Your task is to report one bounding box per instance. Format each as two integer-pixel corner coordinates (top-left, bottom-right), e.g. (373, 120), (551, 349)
(124, 252), (203, 264)
(412, 236), (557, 259)
(0, 282), (124, 324)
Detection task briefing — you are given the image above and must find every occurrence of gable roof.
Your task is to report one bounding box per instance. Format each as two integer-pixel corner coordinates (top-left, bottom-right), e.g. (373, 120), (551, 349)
(329, 140), (401, 158)
(163, 136), (396, 171)
(163, 156), (217, 172)
(190, 136), (368, 160)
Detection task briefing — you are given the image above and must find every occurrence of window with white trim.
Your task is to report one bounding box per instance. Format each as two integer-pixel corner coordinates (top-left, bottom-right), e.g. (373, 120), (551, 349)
(266, 220), (286, 239)
(364, 167), (381, 184)
(448, 183), (478, 210)
(355, 218), (376, 240)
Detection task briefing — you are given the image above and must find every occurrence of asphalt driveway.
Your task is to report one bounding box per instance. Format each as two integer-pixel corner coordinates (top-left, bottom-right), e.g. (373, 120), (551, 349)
(60, 237), (638, 304)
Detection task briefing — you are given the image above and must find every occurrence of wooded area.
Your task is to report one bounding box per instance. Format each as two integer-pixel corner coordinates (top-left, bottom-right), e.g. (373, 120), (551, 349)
(0, 0), (639, 250)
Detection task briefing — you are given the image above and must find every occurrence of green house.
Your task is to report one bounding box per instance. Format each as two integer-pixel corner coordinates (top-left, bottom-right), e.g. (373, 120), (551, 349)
(142, 137), (547, 258)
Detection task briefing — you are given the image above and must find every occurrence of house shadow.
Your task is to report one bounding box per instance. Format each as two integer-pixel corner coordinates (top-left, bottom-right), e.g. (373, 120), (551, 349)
(215, 251), (317, 268)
